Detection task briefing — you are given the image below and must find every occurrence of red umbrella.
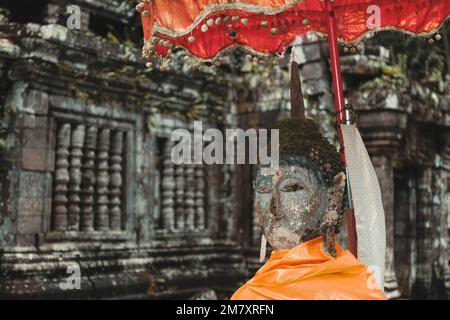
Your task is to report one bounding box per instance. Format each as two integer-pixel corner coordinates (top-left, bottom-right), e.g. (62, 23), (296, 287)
(139, 0), (449, 59)
(136, 0), (450, 276)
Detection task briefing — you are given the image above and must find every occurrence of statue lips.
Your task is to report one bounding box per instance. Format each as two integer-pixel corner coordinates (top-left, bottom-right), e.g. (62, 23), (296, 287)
(264, 216), (305, 250)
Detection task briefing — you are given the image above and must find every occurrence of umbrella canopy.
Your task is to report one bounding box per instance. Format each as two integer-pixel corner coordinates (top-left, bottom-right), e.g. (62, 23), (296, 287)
(138, 0), (450, 61)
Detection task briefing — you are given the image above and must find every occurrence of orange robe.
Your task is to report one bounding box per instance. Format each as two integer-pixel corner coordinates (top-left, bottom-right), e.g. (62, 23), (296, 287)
(231, 236), (386, 300)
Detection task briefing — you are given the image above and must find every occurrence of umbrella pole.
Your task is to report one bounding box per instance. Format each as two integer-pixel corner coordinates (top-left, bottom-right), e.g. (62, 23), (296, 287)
(325, 0), (358, 257)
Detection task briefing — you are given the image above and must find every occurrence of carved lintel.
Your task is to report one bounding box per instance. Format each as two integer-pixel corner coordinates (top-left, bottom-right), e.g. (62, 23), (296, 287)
(356, 109), (408, 158)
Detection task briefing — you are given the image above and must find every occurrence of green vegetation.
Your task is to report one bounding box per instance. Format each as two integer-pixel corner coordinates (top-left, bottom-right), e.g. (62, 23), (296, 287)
(369, 21), (450, 82)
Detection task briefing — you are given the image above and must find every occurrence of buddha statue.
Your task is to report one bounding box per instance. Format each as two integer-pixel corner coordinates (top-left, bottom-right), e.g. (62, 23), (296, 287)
(255, 118), (345, 258)
(231, 118), (386, 300)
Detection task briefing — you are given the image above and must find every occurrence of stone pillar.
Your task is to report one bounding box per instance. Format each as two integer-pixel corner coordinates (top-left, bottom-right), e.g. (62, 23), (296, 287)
(430, 160), (449, 299)
(95, 128), (110, 231)
(80, 126), (97, 231)
(372, 155), (401, 298)
(161, 140), (175, 231)
(393, 169), (417, 296)
(4, 86), (53, 244)
(67, 124), (85, 231)
(414, 167), (434, 298)
(194, 165), (206, 230)
(109, 131), (123, 231)
(410, 129), (450, 299)
(445, 145), (450, 297)
(174, 165), (185, 231)
(184, 165), (195, 231)
(53, 123), (71, 231)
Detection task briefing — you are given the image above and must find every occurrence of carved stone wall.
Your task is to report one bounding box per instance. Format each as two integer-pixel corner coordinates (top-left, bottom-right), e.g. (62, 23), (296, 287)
(352, 78), (450, 299)
(0, 0), (448, 300)
(0, 0), (243, 299)
(51, 120), (129, 234)
(148, 117), (213, 238)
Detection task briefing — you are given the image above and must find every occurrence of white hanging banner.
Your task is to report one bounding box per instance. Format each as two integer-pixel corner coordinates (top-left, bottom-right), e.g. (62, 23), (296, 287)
(340, 124), (386, 289)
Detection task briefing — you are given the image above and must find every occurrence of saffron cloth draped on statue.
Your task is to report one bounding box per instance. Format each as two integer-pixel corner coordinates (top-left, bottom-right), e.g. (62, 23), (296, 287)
(231, 236), (387, 300)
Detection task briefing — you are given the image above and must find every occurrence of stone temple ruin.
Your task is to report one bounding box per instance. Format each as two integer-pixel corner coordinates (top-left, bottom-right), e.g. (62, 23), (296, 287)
(0, 0), (449, 299)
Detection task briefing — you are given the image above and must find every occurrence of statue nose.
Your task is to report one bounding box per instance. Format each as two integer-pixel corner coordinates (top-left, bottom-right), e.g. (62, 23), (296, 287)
(269, 192), (283, 219)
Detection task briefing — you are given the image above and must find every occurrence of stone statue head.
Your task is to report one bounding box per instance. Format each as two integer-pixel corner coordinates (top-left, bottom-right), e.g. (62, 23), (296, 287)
(255, 118), (346, 258)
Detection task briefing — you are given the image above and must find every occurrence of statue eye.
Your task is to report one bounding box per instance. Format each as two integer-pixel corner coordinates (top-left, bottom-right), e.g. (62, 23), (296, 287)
(256, 185), (272, 194)
(256, 178), (273, 194)
(281, 183), (304, 192)
(256, 180), (272, 193)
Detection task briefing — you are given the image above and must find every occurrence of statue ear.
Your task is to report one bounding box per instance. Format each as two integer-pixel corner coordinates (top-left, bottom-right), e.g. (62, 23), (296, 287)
(255, 201), (264, 226)
(328, 172), (346, 212)
(321, 172), (346, 258)
(255, 202), (267, 263)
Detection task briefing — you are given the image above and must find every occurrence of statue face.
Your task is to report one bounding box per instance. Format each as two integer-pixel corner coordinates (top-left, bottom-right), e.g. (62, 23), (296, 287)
(255, 157), (330, 251)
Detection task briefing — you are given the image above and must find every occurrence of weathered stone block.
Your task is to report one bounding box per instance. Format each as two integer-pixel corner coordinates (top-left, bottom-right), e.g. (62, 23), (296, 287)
(16, 234), (36, 246)
(42, 197), (52, 233)
(25, 90), (49, 115)
(357, 110), (408, 131)
(296, 44), (321, 65)
(17, 197), (44, 217)
(22, 148), (54, 172)
(0, 216), (16, 245)
(19, 171), (51, 198)
(395, 220), (406, 236)
(21, 128), (49, 149)
(17, 114), (48, 129)
(303, 79), (329, 96)
(17, 214), (42, 234)
(40, 24), (68, 43)
(318, 93), (334, 109)
(300, 62), (326, 80)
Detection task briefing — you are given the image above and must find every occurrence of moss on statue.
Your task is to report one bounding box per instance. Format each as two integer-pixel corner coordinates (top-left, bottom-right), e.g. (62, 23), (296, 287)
(270, 118), (344, 188)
